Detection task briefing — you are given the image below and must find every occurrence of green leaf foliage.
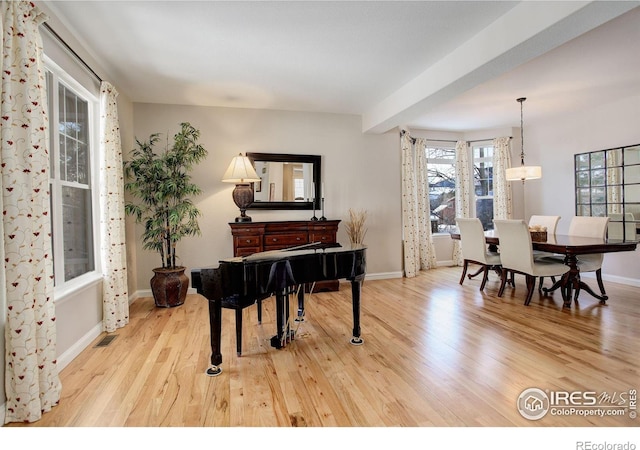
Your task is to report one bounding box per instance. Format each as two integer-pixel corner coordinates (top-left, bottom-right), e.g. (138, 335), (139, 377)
(123, 122), (208, 269)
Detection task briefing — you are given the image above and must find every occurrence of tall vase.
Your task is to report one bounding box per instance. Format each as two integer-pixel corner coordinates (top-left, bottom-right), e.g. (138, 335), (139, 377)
(150, 266), (189, 307)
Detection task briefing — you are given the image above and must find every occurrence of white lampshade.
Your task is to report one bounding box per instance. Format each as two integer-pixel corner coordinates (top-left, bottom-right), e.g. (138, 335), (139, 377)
(505, 165), (542, 181)
(222, 153), (260, 183)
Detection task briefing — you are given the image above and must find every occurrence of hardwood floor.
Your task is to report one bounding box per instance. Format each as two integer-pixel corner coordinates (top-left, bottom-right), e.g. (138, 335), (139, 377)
(7, 266), (640, 428)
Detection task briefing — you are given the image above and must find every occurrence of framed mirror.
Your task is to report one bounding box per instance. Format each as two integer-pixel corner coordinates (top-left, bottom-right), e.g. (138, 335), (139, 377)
(247, 153), (321, 210)
(574, 144), (640, 240)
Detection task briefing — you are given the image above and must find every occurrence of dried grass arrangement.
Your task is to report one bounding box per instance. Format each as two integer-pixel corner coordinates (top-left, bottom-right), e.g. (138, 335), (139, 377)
(345, 208), (368, 244)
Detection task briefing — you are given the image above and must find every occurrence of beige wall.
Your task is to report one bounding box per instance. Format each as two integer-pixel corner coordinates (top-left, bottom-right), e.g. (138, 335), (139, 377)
(128, 104), (404, 295)
(525, 93), (640, 285)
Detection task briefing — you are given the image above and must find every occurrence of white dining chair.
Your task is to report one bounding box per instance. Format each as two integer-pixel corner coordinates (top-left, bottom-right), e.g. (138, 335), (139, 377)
(456, 218), (502, 291)
(528, 215), (561, 289)
(528, 215), (561, 235)
(494, 219), (570, 306)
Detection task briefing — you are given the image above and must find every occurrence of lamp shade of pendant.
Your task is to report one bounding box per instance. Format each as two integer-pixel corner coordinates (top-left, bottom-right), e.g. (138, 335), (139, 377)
(505, 165), (542, 181)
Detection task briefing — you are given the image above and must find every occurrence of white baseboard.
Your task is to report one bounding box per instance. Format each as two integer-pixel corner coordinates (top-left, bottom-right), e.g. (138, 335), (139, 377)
(580, 271), (640, 288)
(57, 323), (103, 372)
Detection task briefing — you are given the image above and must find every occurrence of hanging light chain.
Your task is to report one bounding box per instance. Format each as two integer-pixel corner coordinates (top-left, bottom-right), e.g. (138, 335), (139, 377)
(518, 97), (526, 166)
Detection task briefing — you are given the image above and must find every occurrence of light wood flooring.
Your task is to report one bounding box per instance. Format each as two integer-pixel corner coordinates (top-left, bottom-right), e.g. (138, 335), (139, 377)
(6, 266), (640, 427)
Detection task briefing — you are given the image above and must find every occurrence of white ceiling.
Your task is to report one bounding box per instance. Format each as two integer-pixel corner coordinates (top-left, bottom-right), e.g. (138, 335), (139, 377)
(44, 1), (640, 134)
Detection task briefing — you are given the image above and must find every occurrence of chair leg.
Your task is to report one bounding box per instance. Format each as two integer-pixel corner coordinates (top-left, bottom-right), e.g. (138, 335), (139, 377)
(538, 276), (544, 291)
(479, 266), (489, 291)
(235, 309), (243, 356)
(498, 268), (508, 297)
(459, 260), (469, 285)
(524, 275), (535, 306)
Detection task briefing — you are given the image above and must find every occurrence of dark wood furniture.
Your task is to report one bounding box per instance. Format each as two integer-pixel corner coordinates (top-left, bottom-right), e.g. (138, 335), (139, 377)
(450, 230), (637, 307)
(191, 243), (367, 376)
(229, 220), (341, 291)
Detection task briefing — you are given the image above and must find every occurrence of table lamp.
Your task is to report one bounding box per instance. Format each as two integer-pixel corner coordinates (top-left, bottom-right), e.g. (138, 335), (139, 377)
(222, 153), (261, 222)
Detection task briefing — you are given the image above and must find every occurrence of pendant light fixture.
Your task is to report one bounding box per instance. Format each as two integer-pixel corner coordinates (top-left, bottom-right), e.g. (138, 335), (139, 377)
(505, 97), (542, 182)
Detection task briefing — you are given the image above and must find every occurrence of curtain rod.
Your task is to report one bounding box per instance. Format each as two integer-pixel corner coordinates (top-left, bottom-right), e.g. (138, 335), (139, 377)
(401, 130), (512, 144)
(42, 22), (102, 83)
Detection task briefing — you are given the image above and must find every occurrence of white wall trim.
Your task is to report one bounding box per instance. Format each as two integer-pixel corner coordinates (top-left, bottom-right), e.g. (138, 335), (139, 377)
(580, 272), (640, 289)
(56, 323), (102, 372)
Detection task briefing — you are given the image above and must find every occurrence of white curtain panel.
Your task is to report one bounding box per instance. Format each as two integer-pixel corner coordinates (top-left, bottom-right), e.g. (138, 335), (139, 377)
(99, 81), (129, 332)
(400, 132), (437, 278)
(401, 131), (419, 277)
(1, 0), (61, 423)
(492, 136), (513, 220)
(415, 138), (438, 271)
(452, 140), (471, 266)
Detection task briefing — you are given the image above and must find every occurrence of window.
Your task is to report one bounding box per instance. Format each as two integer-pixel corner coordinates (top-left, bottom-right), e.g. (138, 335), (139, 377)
(426, 147), (456, 233)
(472, 144), (494, 230)
(45, 61), (100, 288)
(426, 142), (496, 233)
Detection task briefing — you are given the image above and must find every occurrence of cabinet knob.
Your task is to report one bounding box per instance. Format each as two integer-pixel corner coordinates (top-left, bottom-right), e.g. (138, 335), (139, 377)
(297, 237), (301, 240)
(246, 239), (251, 243)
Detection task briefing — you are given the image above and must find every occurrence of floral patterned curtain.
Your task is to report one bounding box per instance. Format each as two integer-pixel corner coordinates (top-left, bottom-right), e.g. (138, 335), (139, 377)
(452, 140), (471, 266)
(607, 150), (622, 214)
(493, 136), (513, 220)
(99, 81), (129, 332)
(1, 0), (61, 423)
(401, 131), (437, 278)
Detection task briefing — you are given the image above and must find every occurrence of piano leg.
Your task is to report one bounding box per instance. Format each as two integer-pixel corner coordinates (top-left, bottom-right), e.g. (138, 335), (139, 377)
(271, 288), (294, 349)
(296, 285), (305, 322)
(206, 297), (223, 376)
(350, 274), (364, 345)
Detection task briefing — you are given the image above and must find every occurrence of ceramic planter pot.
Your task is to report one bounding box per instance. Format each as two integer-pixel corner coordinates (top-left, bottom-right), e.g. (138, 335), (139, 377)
(150, 266), (189, 307)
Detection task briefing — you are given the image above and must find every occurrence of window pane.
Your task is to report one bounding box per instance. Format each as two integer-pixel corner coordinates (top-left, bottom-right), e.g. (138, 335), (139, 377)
(624, 146), (640, 165)
(62, 186), (94, 281)
(607, 148), (623, 167)
(473, 146), (494, 230)
(577, 204), (591, 216)
(59, 84), (90, 185)
(591, 187), (606, 204)
(576, 170), (590, 187)
(592, 204), (606, 217)
(624, 184), (640, 202)
(428, 161), (456, 233)
(575, 153), (589, 170)
(590, 169), (606, 186)
(476, 198), (493, 230)
(577, 188), (590, 204)
(591, 151), (605, 169)
(624, 165), (640, 184)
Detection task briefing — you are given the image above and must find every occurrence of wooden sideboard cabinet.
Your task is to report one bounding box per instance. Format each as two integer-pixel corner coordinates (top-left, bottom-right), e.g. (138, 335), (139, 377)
(229, 220), (341, 291)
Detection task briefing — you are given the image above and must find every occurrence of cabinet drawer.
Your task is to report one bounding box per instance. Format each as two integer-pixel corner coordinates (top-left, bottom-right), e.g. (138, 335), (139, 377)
(309, 232), (335, 244)
(264, 233), (308, 249)
(236, 246), (260, 257)
(235, 235), (260, 248)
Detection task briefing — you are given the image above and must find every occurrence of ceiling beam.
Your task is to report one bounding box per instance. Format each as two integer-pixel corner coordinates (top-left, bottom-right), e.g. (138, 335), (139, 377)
(362, 1), (639, 134)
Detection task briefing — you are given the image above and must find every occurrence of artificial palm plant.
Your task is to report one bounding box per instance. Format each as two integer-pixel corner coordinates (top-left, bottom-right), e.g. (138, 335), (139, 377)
(124, 122), (207, 306)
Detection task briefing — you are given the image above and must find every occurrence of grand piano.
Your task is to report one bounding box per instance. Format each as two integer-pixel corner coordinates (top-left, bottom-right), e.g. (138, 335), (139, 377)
(191, 242), (367, 376)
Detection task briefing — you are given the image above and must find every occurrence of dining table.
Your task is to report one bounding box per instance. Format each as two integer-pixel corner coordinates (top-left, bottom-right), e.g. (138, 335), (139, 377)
(449, 229), (637, 308)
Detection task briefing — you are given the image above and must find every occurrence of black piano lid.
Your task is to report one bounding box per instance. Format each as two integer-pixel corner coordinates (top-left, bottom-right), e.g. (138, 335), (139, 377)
(224, 242), (366, 264)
